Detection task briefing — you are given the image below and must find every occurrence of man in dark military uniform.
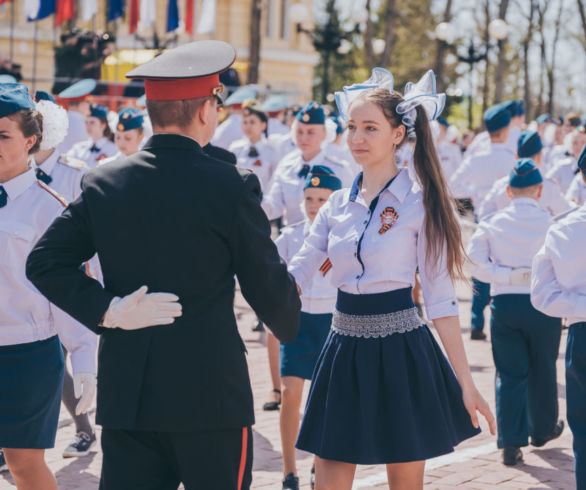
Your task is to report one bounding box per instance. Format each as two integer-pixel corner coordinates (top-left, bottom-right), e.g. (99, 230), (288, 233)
(27, 40), (301, 490)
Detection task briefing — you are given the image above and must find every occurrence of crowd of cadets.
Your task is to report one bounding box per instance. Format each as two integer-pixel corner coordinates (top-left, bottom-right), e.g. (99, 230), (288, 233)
(0, 71), (586, 490)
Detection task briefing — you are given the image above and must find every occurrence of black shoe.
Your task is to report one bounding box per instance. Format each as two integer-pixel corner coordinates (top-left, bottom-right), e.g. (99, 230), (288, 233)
(470, 329), (487, 340)
(310, 465), (315, 489)
(282, 473), (299, 490)
(0, 449), (7, 472)
(503, 446), (523, 466)
(251, 320), (264, 332)
(62, 431), (96, 458)
(531, 420), (565, 447)
(262, 389), (281, 411)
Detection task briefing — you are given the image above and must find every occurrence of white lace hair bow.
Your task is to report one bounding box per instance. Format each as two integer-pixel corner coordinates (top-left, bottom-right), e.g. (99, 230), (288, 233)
(335, 68), (394, 123)
(396, 70), (445, 137)
(35, 100), (69, 150)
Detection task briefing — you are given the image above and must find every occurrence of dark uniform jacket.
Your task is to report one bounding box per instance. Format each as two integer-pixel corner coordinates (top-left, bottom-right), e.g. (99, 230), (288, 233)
(27, 133), (301, 432)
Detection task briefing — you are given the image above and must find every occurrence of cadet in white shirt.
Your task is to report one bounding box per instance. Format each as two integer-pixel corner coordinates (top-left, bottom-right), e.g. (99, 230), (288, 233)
(211, 86), (257, 150)
(99, 107), (146, 166)
(566, 149), (586, 205)
(546, 126), (586, 193)
(288, 69), (495, 489)
(531, 201), (586, 490)
(276, 165), (340, 490)
(0, 83), (96, 489)
(478, 130), (572, 219)
(67, 103), (117, 168)
(262, 94), (290, 136)
(435, 116), (462, 180)
(468, 159), (563, 467)
(55, 79), (95, 155)
(262, 102), (354, 226)
(228, 100), (278, 191)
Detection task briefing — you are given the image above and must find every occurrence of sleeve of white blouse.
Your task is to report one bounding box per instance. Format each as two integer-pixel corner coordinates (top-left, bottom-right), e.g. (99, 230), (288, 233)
(275, 230), (290, 263)
(466, 224), (512, 285)
(261, 175), (286, 221)
(288, 202), (330, 293)
(417, 220), (460, 320)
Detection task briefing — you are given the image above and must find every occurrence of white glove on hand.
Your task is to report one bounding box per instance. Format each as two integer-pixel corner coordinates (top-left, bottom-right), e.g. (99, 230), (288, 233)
(510, 267), (532, 286)
(73, 373), (97, 415)
(103, 286), (182, 330)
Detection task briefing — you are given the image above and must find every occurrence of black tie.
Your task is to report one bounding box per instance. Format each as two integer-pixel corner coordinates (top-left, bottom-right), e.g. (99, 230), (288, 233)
(0, 185), (6, 208)
(248, 146), (259, 158)
(89, 144), (100, 153)
(36, 168), (53, 185)
(298, 164), (310, 179)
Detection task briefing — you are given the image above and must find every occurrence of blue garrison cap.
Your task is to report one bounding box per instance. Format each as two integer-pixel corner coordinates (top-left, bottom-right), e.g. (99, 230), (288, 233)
(297, 101), (326, 125)
(509, 159), (543, 188)
(34, 90), (56, 104)
(484, 104), (511, 132)
(58, 78), (96, 100)
(437, 116), (449, 128)
(517, 130), (543, 158)
(579, 144), (586, 172)
(117, 107), (144, 132)
(262, 94), (288, 113)
(514, 100), (525, 116)
(0, 83), (35, 118)
(0, 74), (17, 84)
(89, 103), (108, 119)
(536, 113), (552, 124)
(224, 86), (258, 107)
(304, 165), (342, 191)
(330, 114), (344, 134)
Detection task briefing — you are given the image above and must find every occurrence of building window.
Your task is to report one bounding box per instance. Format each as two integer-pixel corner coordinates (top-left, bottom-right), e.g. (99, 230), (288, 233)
(280, 0), (290, 40)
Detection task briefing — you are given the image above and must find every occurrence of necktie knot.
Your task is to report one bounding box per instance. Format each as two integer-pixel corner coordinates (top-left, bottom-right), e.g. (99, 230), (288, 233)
(248, 146), (259, 158)
(298, 164), (310, 179)
(90, 144), (100, 153)
(0, 185), (6, 208)
(36, 168), (53, 185)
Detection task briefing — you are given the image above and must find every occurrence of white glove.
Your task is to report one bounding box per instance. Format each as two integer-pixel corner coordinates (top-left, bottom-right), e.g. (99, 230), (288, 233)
(103, 286), (182, 330)
(73, 373), (97, 415)
(510, 267), (532, 286)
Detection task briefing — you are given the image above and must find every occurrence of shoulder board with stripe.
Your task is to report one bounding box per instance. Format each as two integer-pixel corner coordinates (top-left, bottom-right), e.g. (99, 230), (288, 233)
(324, 154), (348, 167)
(552, 206), (579, 222)
(58, 155), (87, 170)
(37, 180), (69, 208)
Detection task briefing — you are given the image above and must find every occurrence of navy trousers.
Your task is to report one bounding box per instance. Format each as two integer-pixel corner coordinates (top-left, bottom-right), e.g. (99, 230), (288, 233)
(490, 294), (562, 448)
(567, 322), (586, 490)
(471, 278), (490, 332)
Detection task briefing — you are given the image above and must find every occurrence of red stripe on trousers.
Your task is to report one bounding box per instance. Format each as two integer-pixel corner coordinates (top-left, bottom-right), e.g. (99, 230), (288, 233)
(237, 427), (248, 490)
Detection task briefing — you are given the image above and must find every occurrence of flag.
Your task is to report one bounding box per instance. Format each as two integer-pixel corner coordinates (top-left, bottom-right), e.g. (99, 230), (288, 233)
(196, 0), (216, 34)
(129, 0), (139, 34)
(80, 0), (97, 21)
(55, 0), (74, 25)
(185, 0), (195, 35)
(0, 0), (12, 5)
(37, 0), (56, 20)
(166, 0), (179, 32)
(24, 0), (40, 20)
(108, 0), (124, 21)
(139, 0), (156, 29)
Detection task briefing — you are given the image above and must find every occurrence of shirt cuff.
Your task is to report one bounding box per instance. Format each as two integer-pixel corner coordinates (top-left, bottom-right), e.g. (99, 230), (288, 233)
(425, 298), (459, 320)
(494, 265), (512, 285)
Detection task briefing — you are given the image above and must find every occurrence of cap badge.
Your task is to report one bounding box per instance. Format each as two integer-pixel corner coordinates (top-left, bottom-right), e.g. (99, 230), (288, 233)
(117, 123), (124, 131)
(379, 207), (398, 235)
(311, 176), (320, 186)
(303, 113), (310, 122)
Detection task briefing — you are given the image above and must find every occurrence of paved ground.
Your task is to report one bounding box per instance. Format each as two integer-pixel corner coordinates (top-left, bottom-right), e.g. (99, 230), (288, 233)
(0, 280), (576, 489)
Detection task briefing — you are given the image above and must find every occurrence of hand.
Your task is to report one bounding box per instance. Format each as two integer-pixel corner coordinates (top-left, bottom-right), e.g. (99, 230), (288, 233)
(462, 385), (497, 435)
(510, 267), (532, 286)
(296, 283), (302, 296)
(73, 373), (97, 415)
(103, 286), (182, 330)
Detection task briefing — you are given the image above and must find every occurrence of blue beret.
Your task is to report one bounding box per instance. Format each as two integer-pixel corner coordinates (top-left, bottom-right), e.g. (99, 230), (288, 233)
(509, 159), (543, 188)
(262, 94), (288, 113)
(34, 90), (56, 104)
(515, 100), (525, 116)
(437, 116), (449, 128)
(536, 113), (552, 124)
(117, 107), (144, 131)
(224, 86), (258, 107)
(304, 165), (342, 191)
(517, 130), (543, 158)
(330, 114), (344, 134)
(58, 78), (96, 99)
(578, 144), (586, 171)
(297, 101), (326, 125)
(484, 104), (511, 132)
(0, 83), (35, 118)
(89, 103), (108, 119)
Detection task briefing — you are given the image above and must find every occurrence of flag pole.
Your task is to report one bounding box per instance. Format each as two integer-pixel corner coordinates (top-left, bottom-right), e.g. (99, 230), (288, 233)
(9, 0), (15, 61)
(32, 20), (39, 93)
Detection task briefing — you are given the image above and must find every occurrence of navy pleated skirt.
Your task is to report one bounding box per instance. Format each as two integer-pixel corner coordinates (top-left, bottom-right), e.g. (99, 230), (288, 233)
(296, 288), (481, 464)
(0, 335), (65, 449)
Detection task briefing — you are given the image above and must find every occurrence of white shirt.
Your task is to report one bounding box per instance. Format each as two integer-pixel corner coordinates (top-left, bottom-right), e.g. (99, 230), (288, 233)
(326, 142), (360, 177)
(229, 136), (279, 191)
(505, 126), (521, 154)
(464, 131), (490, 158)
(467, 198), (552, 296)
(531, 205), (586, 326)
(268, 132), (297, 164)
(211, 113), (243, 150)
(478, 175), (573, 219)
(57, 111), (88, 155)
(267, 117), (290, 136)
(98, 151), (124, 167)
(546, 156), (578, 194)
(262, 150), (354, 225)
(33, 150), (88, 203)
(566, 173), (586, 206)
(288, 169), (459, 320)
(0, 169), (96, 373)
(436, 140), (462, 180)
(449, 143), (516, 204)
(276, 220), (336, 314)
(67, 137), (118, 168)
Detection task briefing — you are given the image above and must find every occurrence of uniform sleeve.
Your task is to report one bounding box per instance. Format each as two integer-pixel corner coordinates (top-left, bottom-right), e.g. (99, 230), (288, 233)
(466, 224), (512, 285)
(417, 221), (459, 320)
(531, 231), (586, 318)
(229, 172), (301, 343)
(477, 185), (499, 221)
(26, 192), (115, 334)
(261, 174), (286, 221)
(566, 177), (581, 205)
(288, 201), (330, 293)
(448, 158), (473, 199)
(275, 230), (291, 263)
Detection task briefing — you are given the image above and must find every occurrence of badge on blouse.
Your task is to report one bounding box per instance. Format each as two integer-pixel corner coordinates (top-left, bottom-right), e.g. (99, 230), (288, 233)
(319, 258), (332, 276)
(97, 153), (108, 161)
(379, 207), (398, 235)
(253, 159), (262, 167)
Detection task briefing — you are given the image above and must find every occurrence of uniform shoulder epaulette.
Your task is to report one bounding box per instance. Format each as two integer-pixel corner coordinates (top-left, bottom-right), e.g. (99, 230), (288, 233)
(552, 206), (579, 222)
(58, 155), (87, 170)
(324, 153), (349, 167)
(236, 166), (253, 175)
(36, 180), (69, 208)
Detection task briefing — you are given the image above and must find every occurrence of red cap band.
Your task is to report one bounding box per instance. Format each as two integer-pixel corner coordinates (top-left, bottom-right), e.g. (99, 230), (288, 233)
(144, 74), (221, 101)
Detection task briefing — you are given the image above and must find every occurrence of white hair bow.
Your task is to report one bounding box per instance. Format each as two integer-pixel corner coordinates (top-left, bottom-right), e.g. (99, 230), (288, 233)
(35, 100), (69, 150)
(335, 68), (394, 123)
(395, 70), (445, 136)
